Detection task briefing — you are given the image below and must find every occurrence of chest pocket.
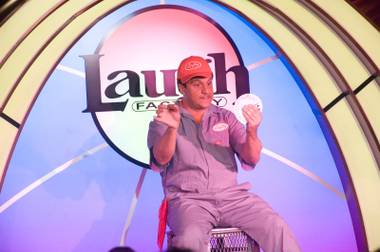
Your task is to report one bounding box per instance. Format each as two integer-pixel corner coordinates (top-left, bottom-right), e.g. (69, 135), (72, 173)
(203, 121), (236, 169)
(206, 122), (230, 147)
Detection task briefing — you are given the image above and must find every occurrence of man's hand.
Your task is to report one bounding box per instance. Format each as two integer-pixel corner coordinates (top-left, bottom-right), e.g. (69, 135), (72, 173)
(154, 104), (180, 129)
(240, 104), (263, 166)
(152, 104), (180, 166)
(242, 104), (262, 133)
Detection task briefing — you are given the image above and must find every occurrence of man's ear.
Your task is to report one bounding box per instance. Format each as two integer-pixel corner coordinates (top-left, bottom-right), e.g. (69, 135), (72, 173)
(178, 82), (185, 95)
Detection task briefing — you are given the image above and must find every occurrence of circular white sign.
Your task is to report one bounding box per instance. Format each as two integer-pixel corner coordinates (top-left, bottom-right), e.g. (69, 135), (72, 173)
(90, 7), (248, 167)
(233, 93), (263, 124)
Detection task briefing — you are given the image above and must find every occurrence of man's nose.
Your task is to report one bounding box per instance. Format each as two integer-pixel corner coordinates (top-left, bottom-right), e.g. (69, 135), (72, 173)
(201, 85), (212, 94)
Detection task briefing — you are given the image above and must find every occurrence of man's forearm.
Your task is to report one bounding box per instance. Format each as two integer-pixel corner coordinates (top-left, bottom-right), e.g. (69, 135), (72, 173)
(241, 128), (262, 165)
(153, 127), (177, 165)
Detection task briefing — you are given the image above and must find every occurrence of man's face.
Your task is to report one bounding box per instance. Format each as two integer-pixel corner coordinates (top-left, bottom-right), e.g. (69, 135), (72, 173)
(179, 76), (214, 110)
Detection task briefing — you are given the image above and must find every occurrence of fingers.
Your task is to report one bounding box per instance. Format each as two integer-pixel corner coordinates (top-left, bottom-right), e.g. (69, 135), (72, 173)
(157, 104), (167, 114)
(242, 104), (261, 116)
(156, 104), (178, 115)
(242, 104), (259, 112)
(243, 110), (257, 123)
(167, 104), (179, 112)
(157, 103), (178, 112)
(153, 115), (164, 123)
(155, 103), (180, 123)
(156, 104), (168, 117)
(242, 104), (262, 124)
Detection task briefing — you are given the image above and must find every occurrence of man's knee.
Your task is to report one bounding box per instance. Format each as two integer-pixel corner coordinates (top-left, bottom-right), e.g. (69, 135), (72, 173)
(261, 214), (290, 235)
(243, 213), (290, 238)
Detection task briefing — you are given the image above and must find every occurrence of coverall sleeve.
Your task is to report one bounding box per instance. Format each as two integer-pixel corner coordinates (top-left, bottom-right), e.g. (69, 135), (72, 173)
(147, 119), (171, 172)
(227, 111), (256, 171)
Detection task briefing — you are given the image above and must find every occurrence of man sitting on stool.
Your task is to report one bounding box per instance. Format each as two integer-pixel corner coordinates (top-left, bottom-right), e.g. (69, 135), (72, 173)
(147, 56), (300, 252)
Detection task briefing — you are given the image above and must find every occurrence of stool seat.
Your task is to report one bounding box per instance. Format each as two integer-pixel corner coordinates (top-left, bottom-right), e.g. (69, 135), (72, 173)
(168, 227), (260, 252)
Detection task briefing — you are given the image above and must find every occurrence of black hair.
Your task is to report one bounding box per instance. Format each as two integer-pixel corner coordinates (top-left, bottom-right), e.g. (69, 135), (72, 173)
(108, 246), (135, 252)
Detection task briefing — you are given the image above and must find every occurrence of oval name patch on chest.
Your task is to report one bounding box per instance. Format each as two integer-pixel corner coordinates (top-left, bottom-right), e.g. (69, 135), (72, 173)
(212, 122), (229, 132)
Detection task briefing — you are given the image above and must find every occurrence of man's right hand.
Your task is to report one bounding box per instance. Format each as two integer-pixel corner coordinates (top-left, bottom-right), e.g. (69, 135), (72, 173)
(154, 104), (180, 129)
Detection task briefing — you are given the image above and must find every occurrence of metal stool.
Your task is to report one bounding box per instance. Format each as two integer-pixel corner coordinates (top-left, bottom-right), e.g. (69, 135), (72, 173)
(168, 227), (260, 252)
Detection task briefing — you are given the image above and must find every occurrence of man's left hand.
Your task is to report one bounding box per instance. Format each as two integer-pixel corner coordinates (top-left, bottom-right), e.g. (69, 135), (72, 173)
(242, 104), (262, 133)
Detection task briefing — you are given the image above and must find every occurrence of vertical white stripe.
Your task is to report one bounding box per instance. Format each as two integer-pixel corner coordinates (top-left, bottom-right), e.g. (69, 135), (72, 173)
(120, 168), (147, 246)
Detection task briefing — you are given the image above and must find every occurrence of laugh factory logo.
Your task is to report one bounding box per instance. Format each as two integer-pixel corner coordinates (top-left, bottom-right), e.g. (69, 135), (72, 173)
(81, 6), (250, 167)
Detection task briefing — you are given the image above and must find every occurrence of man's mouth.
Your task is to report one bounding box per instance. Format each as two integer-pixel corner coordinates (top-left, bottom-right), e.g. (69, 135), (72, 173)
(200, 95), (212, 100)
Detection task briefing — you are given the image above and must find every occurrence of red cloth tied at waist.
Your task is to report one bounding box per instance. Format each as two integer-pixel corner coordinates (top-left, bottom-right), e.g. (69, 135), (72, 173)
(157, 198), (168, 251)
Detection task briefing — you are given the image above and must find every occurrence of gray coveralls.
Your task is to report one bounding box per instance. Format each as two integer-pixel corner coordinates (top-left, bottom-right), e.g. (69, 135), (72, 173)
(147, 104), (301, 252)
